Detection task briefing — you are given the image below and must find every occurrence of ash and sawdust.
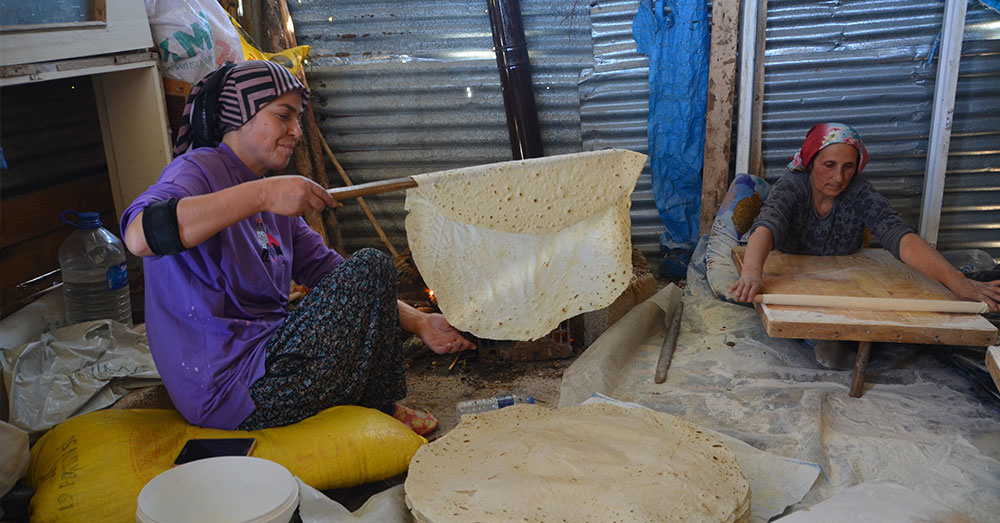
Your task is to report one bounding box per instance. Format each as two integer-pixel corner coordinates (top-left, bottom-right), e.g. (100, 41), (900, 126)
(400, 343), (570, 438)
(395, 266), (679, 439)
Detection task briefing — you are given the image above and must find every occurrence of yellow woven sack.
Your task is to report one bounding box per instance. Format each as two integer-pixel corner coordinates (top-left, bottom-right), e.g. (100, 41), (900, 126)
(227, 12), (310, 75)
(26, 406), (424, 523)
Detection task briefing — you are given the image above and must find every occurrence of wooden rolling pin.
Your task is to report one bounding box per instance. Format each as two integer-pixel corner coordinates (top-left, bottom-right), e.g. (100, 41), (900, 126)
(753, 293), (988, 314)
(654, 302), (683, 384)
(326, 176), (417, 200)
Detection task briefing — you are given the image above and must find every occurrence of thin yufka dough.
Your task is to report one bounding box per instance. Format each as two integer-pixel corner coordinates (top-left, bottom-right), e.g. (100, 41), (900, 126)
(404, 403), (751, 523)
(404, 149), (647, 340)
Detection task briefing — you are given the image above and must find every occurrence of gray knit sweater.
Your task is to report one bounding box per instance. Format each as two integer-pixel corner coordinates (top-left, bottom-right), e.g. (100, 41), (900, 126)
(750, 171), (915, 260)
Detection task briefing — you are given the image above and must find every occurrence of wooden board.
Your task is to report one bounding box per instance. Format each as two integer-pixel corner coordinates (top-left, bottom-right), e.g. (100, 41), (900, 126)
(698, 0), (740, 235)
(732, 247), (998, 347)
(988, 346), (1000, 394)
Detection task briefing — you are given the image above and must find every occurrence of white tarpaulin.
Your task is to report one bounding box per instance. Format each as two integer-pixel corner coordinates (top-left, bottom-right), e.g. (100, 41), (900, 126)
(1, 319), (160, 434)
(560, 240), (1000, 521)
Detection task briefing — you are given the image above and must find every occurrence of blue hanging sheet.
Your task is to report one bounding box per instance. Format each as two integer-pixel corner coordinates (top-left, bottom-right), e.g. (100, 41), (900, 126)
(634, 0), (709, 275)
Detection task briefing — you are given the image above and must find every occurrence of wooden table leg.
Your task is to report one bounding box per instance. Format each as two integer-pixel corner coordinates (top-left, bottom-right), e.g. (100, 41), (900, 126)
(849, 341), (872, 398)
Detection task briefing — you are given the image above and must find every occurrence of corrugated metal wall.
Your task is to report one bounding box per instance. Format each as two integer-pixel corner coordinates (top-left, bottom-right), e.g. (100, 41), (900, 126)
(762, 0), (1000, 260)
(290, 0), (605, 256)
(582, 0), (662, 259)
(291, 0), (1000, 265)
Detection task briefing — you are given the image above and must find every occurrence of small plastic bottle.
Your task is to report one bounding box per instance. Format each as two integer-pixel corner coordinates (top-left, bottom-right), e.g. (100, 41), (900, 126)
(58, 210), (132, 327)
(456, 394), (535, 420)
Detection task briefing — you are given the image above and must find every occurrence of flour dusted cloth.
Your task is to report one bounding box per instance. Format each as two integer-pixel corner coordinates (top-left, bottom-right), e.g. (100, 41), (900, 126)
(404, 149), (646, 341)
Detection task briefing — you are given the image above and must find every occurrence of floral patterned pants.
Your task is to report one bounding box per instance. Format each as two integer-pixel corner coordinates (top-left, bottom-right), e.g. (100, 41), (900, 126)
(237, 248), (406, 430)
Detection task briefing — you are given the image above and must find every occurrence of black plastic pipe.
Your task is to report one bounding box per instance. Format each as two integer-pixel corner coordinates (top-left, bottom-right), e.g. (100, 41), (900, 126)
(487, 0), (544, 160)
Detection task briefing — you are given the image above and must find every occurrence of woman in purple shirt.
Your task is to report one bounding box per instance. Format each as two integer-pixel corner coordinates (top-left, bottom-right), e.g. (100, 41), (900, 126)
(122, 61), (473, 434)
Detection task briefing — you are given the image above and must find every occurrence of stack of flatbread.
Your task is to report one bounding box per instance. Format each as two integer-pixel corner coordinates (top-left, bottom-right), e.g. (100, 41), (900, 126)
(404, 149), (647, 341)
(404, 403), (751, 522)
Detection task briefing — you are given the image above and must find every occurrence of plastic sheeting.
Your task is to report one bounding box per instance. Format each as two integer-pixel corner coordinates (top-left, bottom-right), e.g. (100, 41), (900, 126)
(0, 319), (160, 434)
(298, 481), (410, 523)
(0, 421), (29, 499)
(560, 262), (1000, 521)
(633, 0), (709, 259)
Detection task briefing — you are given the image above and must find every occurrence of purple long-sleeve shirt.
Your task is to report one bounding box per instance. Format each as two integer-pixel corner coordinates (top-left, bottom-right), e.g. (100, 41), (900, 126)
(122, 144), (343, 429)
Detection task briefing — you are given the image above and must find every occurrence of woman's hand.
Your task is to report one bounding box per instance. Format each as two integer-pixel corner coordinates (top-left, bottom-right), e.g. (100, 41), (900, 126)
(257, 175), (339, 216)
(729, 272), (764, 303)
(417, 313), (476, 355)
(945, 277), (1000, 313)
(729, 227), (773, 303)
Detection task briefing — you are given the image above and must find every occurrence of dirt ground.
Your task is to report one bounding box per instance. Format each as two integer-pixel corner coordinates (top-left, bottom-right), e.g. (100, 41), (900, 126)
(396, 270), (677, 438)
(400, 345), (571, 438)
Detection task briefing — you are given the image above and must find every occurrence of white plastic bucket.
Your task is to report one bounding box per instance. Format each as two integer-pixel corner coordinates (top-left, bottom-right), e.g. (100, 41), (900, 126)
(136, 456), (298, 523)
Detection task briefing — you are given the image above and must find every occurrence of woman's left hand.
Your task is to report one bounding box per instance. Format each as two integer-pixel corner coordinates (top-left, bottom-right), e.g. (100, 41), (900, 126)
(418, 313), (476, 355)
(947, 277), (1000, 313)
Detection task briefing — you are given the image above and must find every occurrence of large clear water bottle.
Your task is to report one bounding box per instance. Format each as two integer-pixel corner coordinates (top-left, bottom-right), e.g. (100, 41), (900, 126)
(58, 210), (132, 326)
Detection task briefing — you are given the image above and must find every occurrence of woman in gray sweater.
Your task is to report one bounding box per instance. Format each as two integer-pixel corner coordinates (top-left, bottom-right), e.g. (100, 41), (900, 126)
(729, 123), (999, 366)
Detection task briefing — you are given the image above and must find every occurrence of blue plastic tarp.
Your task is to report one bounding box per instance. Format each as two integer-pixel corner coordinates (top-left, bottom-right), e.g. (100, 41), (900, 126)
(633, 0), (710, 274)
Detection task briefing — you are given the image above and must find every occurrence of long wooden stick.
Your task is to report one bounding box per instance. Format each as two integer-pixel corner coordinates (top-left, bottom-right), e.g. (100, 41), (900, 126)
(654, 302), (683, 384)
(753, 294), (987, 314)
(326, 177), (417, 201)
(319, 138), (407, 258)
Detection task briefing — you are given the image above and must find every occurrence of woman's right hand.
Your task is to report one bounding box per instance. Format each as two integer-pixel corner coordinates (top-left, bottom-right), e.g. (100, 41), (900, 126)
(257, 175), (339, 216)
(729, 272), (764, 303)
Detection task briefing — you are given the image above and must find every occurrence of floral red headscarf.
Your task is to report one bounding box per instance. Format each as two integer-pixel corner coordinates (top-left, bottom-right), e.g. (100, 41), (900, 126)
(787, 122), (869, 174)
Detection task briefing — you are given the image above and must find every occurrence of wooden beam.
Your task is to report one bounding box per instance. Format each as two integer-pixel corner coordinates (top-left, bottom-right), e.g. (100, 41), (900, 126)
(849, 340), (872, 398)
(988, 346), (1000, 394)
(747, 0), (768, 175)
(0, 173), (114, 249)
(92, 62), (172, 218)
(699, 0), (741, 235)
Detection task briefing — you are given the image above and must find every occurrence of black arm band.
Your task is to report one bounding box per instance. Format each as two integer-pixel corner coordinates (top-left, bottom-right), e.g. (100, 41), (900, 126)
(142, 198), (185, 255)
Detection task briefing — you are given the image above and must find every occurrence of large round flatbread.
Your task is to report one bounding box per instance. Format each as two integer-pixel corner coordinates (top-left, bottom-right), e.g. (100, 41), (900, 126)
(404, 403), (751, 522)
(404, 149), (647, 341)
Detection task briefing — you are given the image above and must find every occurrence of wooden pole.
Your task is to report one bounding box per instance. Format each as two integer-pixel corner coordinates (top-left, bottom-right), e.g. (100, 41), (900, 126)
(753, 293), (988, 314)
(320, 139), (403, 258)
(849, 341), (872, 398)
(699, 0), (741, 235)
(654, 302), (684, 384)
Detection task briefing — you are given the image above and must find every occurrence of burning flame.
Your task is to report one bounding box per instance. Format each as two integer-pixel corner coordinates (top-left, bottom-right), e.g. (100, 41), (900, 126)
(428, 289), (435, 300)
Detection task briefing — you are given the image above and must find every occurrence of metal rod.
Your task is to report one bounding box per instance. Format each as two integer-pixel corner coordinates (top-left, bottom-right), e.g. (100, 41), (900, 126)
(487, 0), (543, 160)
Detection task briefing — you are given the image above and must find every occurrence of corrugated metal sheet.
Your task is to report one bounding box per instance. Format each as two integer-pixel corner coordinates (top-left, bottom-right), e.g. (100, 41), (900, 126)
(290, 0), (594, 256)
(582, 0), (663, 262)
(761, 0), (1000, 260)
(290, 0), (999, 267)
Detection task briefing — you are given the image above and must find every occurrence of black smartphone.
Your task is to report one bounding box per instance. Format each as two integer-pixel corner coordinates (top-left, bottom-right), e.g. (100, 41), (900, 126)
(173, 438), (257, 465)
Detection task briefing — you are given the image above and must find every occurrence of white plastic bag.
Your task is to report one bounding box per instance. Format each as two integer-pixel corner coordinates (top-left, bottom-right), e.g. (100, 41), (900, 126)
(145, 0), (243, 84)
(0, 320), (160, 434)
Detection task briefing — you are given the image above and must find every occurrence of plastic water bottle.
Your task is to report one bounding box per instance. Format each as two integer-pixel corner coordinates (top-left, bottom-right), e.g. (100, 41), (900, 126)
(456, 394), (535, 420)
(58, 210), (132, 327)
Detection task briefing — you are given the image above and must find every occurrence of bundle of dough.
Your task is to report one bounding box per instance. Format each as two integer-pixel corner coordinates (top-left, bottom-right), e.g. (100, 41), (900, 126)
(404, 403), (751, 523)
(404, 149), (647, 341)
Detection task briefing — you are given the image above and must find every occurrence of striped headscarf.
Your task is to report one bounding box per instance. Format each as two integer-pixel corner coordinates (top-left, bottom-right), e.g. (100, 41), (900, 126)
(172, 60), (310, 156)
(787, 122), (869, 174)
